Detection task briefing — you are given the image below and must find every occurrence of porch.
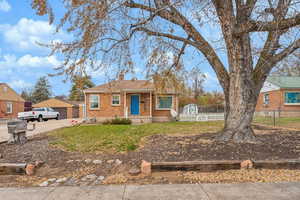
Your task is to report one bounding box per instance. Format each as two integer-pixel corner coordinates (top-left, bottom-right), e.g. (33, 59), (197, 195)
(123, 89), (153, 123)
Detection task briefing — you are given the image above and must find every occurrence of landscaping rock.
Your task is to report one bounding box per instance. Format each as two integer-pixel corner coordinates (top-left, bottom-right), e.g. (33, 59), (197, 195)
(107, 160), (114, 164)
(141, 160), (151, 175)
(48, 178), (57, 182)
(35, 160), (45, 168)
(66, 160), (74, 163)
(39, 181), (49, 187)
(115, 159), (122, 165)
(25, 164), (35, 176)
(85, 159), (92, 164)
(56, 177), (68, 183)
(240, 160), (253, 169)
(93, 160), (102, 164)
(129, 167), (141, 176)
(94, 176), (105, 185)
(86, 174), (97, 181)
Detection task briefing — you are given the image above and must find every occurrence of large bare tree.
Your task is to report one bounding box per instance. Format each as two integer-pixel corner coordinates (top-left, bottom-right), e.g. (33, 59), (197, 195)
(32, 0), (300, 143)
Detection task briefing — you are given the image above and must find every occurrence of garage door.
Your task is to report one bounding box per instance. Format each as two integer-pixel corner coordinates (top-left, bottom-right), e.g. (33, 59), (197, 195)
(53, 107), (67, 119)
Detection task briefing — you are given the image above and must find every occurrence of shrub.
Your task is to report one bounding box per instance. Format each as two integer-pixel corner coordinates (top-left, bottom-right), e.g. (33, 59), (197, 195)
(103, 118), (132, 125)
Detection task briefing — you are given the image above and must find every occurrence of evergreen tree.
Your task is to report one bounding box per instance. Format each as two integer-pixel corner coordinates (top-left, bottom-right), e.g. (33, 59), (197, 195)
(69, 75), (95, 101)
(31, 76), (52, 104)
(20, 88), (33, 102)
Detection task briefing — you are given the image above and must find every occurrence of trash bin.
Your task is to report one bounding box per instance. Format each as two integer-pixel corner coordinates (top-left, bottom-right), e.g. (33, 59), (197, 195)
(7, 120), (34, 144)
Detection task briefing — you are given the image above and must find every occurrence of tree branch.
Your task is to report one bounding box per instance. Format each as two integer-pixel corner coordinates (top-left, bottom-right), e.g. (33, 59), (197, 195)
(235, 13), (300, 34)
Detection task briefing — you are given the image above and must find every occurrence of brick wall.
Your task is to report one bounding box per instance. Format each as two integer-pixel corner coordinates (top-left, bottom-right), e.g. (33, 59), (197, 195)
(85, 92), (178, 121)
(256, 89), (300, 112)
(0, 100), (24, 119)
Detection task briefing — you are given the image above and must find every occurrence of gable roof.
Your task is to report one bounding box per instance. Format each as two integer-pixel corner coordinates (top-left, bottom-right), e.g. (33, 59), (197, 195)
(266, 76), (300, 89)
(84, 79), (177, 94)
(33, 98), (83, 108)
(0, 83), (25, 102)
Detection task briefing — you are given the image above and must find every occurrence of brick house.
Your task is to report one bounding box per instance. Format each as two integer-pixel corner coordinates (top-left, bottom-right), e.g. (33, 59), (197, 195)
(0, 83), (25, 119)
(33, 98), (83, 119)
(256, 76), (300, 117)
(83, 77), (179, 123)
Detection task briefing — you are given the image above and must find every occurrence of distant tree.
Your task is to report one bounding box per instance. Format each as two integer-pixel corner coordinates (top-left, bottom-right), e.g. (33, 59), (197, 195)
(20, 88), (33, 102)
(54, 95), (67, 100)
(189, 67), (206, 101)
(31, 76), (52, 104)
(69, 75), (95, 101)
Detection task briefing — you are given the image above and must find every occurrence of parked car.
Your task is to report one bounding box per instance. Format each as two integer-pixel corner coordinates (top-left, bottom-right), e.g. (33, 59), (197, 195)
(18, 107), (60, 122)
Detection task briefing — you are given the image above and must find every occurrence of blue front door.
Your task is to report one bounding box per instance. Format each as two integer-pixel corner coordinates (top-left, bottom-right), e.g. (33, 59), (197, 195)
(130, 95), (140, 115)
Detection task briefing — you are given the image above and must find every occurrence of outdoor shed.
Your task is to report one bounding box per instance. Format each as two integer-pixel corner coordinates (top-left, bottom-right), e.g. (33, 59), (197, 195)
(32, 98), (83, 119)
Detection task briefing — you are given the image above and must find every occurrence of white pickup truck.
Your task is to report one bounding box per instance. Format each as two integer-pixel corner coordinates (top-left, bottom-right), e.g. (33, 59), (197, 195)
(18, 107), (60, 122)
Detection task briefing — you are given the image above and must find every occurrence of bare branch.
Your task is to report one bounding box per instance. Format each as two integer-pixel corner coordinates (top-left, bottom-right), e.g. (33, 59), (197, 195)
(235, 13), (300, 34)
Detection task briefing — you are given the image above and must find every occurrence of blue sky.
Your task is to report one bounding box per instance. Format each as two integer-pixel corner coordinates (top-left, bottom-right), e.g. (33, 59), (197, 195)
(0, 0), (221, 96)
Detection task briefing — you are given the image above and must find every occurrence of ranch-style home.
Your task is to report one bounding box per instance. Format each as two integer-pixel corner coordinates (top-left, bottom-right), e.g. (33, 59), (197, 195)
(256, 76), (300, 117)
(0, 83), (25, 119)
(83, 75), (179, 123)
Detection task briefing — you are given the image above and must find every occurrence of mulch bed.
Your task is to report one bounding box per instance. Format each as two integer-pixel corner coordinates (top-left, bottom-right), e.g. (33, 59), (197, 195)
(0, 125), (299, 187)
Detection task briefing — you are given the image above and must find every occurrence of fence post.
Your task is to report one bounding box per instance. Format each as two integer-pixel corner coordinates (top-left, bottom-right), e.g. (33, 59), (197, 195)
(273, 110), (275, 126)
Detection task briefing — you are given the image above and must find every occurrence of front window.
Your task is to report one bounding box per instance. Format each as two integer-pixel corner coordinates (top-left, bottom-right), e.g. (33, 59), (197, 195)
(6, 102), (12, 113)
(112, 94), (120, 106)
(285, 92), (300, 104)
(157, 96), (173, 110)
(89, 95), (100, 109)
(263, 94), (269, 105)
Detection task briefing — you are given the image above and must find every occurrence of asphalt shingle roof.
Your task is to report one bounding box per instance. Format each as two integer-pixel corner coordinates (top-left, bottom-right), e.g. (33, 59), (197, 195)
(267, 76), (300, 89)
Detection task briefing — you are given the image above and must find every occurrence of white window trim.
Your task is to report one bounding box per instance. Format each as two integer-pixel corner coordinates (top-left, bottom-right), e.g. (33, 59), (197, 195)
(89, 94), (100, 110)
(6, 102), (13, 114)
(284, 91), (300, 105)
(156, 95), (173, 110)
(112, 94), (121, 106)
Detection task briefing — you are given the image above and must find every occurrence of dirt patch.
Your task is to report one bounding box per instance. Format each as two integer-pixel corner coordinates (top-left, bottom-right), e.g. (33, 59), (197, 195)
(0, 126), (299, 187)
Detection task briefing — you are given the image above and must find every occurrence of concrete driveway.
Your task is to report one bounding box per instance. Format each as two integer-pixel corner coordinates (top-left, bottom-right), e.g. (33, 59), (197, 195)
(0, 119), (81, 143)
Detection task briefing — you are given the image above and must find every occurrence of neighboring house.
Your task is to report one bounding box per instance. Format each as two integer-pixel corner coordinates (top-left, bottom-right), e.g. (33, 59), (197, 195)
(0, 83), (25, 119)
(33, 98), (83, 119)
(256, 76), (300, 117)
(83, 76), (179, 123)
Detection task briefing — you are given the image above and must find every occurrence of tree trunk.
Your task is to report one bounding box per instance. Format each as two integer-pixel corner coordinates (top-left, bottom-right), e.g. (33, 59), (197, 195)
(217, 70), (262, 143)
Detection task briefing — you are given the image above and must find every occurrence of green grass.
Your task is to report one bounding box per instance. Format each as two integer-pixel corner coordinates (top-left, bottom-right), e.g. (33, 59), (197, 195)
(49, 121), (224, 153)
(253, 116), (300, 127)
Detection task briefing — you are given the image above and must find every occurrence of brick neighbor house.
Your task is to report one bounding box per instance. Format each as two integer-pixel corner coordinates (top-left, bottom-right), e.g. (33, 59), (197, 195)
(0, 83), (25, 119)
(83, 76), (179, 123)
(256, 76), (300, 117)
(33, 98), (83, 119)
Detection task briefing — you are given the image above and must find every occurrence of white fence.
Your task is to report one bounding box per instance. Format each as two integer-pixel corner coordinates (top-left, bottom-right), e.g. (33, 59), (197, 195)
(179, 113), (225, 122)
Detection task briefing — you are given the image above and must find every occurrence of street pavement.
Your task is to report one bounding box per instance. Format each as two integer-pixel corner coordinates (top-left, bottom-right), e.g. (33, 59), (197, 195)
(0, 182), (299, 200)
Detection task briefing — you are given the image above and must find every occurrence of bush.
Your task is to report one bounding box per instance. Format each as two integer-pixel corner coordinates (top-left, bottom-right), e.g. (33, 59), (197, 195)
(103, 118), (132, 125)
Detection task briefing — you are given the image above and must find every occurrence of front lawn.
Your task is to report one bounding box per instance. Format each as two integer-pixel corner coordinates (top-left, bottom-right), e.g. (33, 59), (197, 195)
(50, 121), (224, 152)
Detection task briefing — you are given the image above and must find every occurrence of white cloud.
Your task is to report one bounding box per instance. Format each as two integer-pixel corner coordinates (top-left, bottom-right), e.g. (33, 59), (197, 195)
(0, 18), (70, 51)
(0, 0), (11, 12)
(0, 54), (61, 69)
(9, 80), (32, 90)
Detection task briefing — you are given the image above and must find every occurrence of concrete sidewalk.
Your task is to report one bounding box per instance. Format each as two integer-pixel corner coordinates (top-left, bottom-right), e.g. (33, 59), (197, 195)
(0, 182), (299, 200)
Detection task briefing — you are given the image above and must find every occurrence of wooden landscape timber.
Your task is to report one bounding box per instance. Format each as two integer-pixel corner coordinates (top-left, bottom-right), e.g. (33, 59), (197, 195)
(0, 163), (26, 175)
(151, 160), (300, 172)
